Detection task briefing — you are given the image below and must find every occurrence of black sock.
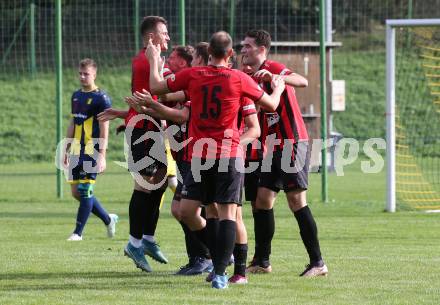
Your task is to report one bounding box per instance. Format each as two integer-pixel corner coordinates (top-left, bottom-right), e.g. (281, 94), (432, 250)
(192, 226), (209, 259)
(143, 188), (165, 236)
(206, 218), (219, 263)
(294, 205), (322, 264)
(254, 208), (274, 265)
(216, 219), (236, 275)
(233, 243), (248, 276)
(129, 190), (150, 239)
(180, 221), (194, 259)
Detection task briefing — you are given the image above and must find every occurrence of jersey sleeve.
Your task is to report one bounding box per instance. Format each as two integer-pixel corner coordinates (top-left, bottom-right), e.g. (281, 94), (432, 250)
(240, 97), (257, 117)
(162, 63), (174, 79)
(167, 68), (192, 92)
(97, 92), (112, 113)
(240, 72), (265, 101)
(266, 61), (292, 76)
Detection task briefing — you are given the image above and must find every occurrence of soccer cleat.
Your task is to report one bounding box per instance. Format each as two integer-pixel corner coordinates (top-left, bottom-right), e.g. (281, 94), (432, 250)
(300, 262), (328, 277)
(142, 239), (168, 264)
(228, 274), (248, 284)
(211, 274), (229, 289)
(174, 257), (196, 275)
(67, 233), (82, 241)
(124, 242), (152, 272)
(205, 270), (215, 282)
(246, 259), (272, 274)
(184, 257), (213, 275)
(106, 214), (119, 238)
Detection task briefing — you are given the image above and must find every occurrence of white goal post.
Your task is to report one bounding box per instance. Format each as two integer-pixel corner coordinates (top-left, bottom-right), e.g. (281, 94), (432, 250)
(386, 19), (440, 212)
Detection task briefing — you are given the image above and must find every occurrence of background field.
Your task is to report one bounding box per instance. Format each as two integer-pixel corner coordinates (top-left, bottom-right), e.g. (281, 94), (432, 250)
(1, 160), (439, 305)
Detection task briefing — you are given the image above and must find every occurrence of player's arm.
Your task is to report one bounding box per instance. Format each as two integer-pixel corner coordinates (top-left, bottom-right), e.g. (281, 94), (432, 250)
(146, 41), (171, 95)
(240, 113), (260, 146)
(282, 73), (308, 87)
(129, 90), (189, 124)
(159, 91), (187, 104)
(97, 108), (128, 122)
(254, 69), (308, 87)
(63, 118), (75, 166)
(255, 75), (286, 112)
(97, 119), (109, 173)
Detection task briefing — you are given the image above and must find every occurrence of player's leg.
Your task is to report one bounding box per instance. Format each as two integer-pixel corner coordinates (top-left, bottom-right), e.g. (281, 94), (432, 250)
(140, 167), (169, 264)
(70, 181), (94, 239)
(284, 141), (327, 277)
(229, 205), (248, 284)
(246, 186), (276, 273)
(70, 182), (117, 238)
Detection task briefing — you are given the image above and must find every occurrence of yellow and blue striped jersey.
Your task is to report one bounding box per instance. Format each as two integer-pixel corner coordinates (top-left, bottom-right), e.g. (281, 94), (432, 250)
(70, 88), (111, 158)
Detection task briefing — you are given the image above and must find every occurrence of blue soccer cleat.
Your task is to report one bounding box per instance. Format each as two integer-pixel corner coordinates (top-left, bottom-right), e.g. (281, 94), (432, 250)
(142, 239), (168, 264)
(124, 242), (152, 272)
(211, 274), (229, 289)
(184, 257), (213, 275)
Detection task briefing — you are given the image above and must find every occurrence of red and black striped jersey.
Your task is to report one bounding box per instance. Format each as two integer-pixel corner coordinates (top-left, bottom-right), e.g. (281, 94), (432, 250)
(254, 60), (308, 153)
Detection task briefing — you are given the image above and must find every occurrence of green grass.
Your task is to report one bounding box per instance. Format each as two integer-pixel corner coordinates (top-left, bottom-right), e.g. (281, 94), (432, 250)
(1, 161), (439, 305)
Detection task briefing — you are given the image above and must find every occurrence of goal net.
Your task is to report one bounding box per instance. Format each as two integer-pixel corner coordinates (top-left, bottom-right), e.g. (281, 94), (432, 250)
(386, 19), (440, 212)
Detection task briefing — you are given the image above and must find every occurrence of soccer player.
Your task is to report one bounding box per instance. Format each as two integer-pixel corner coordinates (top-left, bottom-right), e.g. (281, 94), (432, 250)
(99, 16), (171, 272)
(64, 58), (118, 241)
(240, 29), (328, 277)
(146, 31), (285, 289)
(128, 43), (213, 276)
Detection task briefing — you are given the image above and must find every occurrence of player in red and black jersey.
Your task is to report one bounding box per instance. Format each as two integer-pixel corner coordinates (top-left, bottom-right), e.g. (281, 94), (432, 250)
(128, 43), (214, 276)
(146, 31), (285, 289)
(98, 16), (170, 273)
(240, 29), (328, 277)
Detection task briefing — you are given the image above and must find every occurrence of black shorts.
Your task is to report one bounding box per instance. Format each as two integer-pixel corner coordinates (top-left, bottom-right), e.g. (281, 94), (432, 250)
(181, 158), (244, 205)
(174, 160), (191, 202)
(126, 126), (166, 177)
(244, 159), (261, 202)
(259, 141), (309, 193)
(67, 160), (97, 184)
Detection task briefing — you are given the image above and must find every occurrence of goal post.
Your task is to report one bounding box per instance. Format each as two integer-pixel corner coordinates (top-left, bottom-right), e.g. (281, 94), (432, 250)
(386, 19), (440, 212)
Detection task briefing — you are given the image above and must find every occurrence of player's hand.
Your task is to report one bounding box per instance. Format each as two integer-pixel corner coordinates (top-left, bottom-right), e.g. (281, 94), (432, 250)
(146, 38), (161, 61)
(63, 152), (69, 167)
(254, 69), (273, 82)
(96, 153), (106, 173)
(97, 108), (118, 122)
(133, 89), (154, 107)
(271, 75), (285, 92)
(125, 96), (144, 114)
(116, 124), (126, 135)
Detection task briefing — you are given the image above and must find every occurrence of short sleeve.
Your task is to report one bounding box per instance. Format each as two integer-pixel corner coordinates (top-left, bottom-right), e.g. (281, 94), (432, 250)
(97, 92), (112, 113)
(167, 67), (192, 93)
(240, 72), (265, 101)
(266, 61), (292, 76)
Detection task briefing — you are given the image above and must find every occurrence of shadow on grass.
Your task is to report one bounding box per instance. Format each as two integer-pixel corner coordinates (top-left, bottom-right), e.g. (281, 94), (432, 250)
(0, 271), (180, 291)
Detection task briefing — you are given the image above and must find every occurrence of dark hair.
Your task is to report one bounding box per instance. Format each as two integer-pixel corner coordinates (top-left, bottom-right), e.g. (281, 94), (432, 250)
(194, 42), (209, 65)
(140, 16), (167, 35)
(79, 58), (97, 70)
(245, 29), (271, 51)
(173, 45), (194, 67)
(209, 31), (232, 59)
(228, 50), (238, 69)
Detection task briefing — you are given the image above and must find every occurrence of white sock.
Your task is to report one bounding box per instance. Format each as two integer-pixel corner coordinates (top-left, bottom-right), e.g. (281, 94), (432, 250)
(129, 235), (142, 248)
(142, 235), (155, 243)
(168, 176), (178, 192)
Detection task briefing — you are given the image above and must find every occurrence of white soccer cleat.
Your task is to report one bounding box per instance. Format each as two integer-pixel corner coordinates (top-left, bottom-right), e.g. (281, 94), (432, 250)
(67, 233), (82, 241)
(106, 214), (119, 238)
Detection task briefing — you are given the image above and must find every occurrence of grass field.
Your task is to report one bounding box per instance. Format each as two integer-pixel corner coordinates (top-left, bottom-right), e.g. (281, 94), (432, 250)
(1, 160), (439, 305)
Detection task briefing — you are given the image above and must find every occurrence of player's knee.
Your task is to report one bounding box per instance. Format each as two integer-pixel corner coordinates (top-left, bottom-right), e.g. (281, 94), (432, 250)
(78, 183), (93, 198)
(171, 201), (181, 220)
